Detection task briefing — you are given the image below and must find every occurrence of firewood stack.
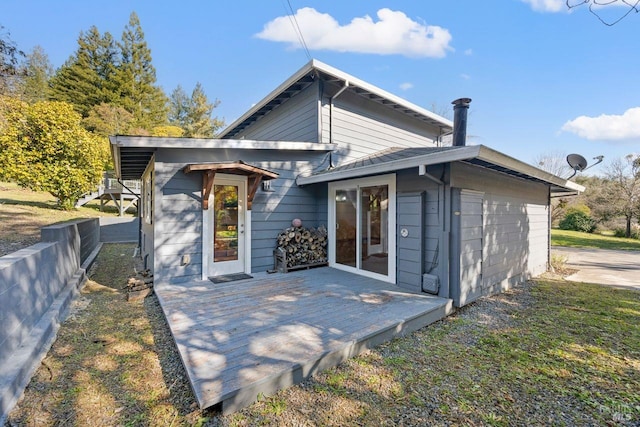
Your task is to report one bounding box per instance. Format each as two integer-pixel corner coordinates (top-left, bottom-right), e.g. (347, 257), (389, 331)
(126, 269), (154, 301)
(275, 224), (328, 271)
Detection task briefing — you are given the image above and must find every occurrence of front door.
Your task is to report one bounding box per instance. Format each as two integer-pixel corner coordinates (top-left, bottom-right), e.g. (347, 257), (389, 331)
(207, 174), (247, 277)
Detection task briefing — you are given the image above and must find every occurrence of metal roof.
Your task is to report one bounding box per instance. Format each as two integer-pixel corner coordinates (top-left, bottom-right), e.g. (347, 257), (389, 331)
(218, 59), (454, 139)
(109, 135), (335, 180)
(296, 145), (585, 196)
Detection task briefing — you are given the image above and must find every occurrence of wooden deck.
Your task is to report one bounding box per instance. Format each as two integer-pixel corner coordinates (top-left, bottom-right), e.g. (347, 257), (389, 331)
(155, 267), (453, 414)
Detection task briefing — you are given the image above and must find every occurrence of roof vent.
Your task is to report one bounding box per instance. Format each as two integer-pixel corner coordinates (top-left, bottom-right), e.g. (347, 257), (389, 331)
(452, 98), (472, 147)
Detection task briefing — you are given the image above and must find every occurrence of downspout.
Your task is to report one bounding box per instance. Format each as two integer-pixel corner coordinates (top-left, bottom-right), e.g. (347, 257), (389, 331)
(419, 164), (449, 299)
(118, 178), (143, 250)
(329, 81), (349, 169)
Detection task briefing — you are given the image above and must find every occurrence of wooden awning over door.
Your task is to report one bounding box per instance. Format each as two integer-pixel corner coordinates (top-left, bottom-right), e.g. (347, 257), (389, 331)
(183, 161), (279, 210)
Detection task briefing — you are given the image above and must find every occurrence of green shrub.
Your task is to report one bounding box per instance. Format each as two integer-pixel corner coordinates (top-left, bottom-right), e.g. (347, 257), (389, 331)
(559, 211), (597, 233)
(613, 228), (640, 239)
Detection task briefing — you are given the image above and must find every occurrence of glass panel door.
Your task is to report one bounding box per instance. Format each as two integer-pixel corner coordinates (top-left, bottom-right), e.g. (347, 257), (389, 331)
(206, 174), (246, 277)
(335, 188), (357, 267)
(329, 175), (396, 283)
(361, 185), (388, 275)
(213, 184), (239, 262)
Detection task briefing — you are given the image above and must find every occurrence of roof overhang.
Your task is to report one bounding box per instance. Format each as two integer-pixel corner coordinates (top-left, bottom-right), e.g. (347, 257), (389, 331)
(109, 135), (335, 180)
(219, 59), (453, 139)
(183, 161), (279, 210)
(296, 145), (585, 196)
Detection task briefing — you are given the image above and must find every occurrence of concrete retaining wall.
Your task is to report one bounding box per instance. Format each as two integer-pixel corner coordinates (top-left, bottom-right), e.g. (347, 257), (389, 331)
(0, 218), (100, 423)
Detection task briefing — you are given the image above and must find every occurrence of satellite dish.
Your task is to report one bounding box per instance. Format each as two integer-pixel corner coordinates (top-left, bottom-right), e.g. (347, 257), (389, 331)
(567, 154), (588, 178)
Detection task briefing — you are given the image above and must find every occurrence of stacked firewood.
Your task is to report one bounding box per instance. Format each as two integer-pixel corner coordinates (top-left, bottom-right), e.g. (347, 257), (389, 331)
(126, 269), (154, 301)
(276, 225), (328, 269)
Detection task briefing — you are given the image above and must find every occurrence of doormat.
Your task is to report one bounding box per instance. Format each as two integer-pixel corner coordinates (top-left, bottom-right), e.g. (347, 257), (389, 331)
(209, 273), (253, 284)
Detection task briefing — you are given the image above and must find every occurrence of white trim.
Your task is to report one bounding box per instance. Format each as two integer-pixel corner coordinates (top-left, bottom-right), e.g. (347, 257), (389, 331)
(328, 174), (396, 284)
(111, 135), (336, 152)
(218, 59), (452, 138)
(298, 144), (585, 194)
(201, 174), (250, 279)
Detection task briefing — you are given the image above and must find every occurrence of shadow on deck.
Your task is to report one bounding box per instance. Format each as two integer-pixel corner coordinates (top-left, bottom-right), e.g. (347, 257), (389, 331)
(155, 267), (453, 414)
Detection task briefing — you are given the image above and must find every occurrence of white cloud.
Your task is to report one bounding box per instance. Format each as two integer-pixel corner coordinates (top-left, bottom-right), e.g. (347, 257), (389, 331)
(522, 0), (565, 12)
(562, 107), (640, 140)
(256, 8), (452, 58)
(399, 82), (413, 90)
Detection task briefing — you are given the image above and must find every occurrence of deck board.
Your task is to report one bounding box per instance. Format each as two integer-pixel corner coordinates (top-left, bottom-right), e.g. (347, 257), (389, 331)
(155, 267), (452, 414)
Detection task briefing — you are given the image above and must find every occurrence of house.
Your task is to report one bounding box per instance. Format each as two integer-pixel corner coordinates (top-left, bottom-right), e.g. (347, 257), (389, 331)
(110, 59), (583, 308)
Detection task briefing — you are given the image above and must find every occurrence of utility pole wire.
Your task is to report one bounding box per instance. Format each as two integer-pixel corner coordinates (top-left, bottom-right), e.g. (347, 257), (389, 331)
(281, 0), (312, 61)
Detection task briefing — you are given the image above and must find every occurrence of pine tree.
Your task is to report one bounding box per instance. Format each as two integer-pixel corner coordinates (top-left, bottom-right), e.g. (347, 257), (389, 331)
(116, 12), (167, 130)
(184, 82), (223, 138)
(22, 45), (54, 103)
(168, 85), (189, 129)
(49, 26), (119, 116)
(169, 82), (224, 138)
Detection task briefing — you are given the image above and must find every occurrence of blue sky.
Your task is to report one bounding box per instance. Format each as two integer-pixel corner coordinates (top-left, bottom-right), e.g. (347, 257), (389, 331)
(3, 0), (640, 172)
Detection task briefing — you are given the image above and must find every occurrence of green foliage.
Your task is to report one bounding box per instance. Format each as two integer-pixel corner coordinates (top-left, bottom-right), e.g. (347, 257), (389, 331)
(82, 102), (134, 136)
(0, 97), (105, 209)
(151, 125), (184, 137)
(49, 26), (120, 116)
(613, 227), (640, 239)
(115, 12), (168, 130)
(169, 82), (224, 137)
(21, 46), (53, 103)
(559, 211), (596, 233)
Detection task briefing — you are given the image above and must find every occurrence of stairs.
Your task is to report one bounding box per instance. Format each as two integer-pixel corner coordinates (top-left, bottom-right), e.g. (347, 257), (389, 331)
(75, 188), (104, 208)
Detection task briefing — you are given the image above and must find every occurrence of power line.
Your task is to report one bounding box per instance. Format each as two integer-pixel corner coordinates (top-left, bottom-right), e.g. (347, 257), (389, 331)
(281, 0), (312, 61)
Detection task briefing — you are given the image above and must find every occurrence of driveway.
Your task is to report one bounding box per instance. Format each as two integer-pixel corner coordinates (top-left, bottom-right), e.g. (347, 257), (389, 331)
(552, 246), (640, 291)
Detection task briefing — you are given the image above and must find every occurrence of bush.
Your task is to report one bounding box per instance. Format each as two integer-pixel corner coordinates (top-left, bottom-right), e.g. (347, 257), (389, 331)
(565, 204), (591, 216)
(559, 211), (597, 233)
(613, 228), (640, 239)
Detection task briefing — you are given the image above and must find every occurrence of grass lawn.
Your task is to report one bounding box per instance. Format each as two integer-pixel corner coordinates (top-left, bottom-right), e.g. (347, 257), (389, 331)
(551, 228), (640, 251)
(0, 181), (134, 256)
(8, 244), (640, 425)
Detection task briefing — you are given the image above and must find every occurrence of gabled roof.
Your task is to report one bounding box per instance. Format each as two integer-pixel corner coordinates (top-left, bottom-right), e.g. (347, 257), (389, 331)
(296, 145), (585, 196)
(218, 59), (454, 139)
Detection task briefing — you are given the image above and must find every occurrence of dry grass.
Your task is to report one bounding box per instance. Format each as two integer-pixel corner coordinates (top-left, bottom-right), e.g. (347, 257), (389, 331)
(6, 243), (210, 427)
(0, 181), (133, 257)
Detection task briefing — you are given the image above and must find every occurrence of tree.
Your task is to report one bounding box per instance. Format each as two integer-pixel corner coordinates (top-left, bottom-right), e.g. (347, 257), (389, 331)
(49, 26), (119, 116)
(604, 155), (640, 237)
(169, 82), (224, 137)
(21, 45), (54, 103)
(0, 97), (106, 209)
(83, 102), (134, 136)
(168, 85), (189, 128)
(115, 12), (168, 130)
(533, 150), (573, 179)
(0, 26), (25, 96)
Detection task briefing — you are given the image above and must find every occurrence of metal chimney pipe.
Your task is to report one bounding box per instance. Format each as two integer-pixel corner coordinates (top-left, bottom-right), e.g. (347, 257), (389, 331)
(452, 98), (472, 147)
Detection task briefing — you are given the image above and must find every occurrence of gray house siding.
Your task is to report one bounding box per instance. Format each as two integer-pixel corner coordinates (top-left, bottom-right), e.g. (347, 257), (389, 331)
(321, 88), (440, 165)
(395, 167), (447, 298)
(450, 162), (550, 306)
(232, 83), (320, 142)
(152, 148), (329, 283)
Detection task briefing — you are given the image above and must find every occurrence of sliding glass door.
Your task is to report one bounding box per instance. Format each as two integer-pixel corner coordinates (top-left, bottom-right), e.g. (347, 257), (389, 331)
(329, 175), (396, 283)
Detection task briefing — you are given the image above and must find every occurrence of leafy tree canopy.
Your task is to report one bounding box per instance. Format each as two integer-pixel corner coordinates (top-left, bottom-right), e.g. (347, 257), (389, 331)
(169, 82), (224, 138)
(0, 96), (106, 209)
